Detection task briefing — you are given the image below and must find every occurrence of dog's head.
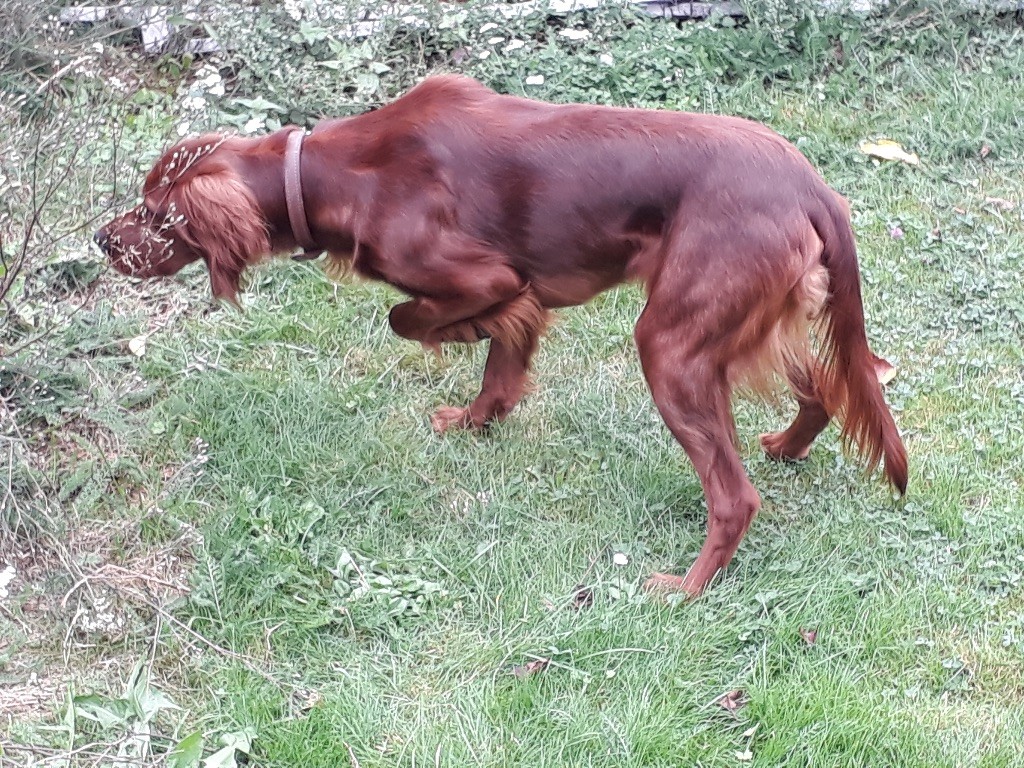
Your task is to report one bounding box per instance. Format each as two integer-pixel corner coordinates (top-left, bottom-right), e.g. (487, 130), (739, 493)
(94, 134), (270, 302)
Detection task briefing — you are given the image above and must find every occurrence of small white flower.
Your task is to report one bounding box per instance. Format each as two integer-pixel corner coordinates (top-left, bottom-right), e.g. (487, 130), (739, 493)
(176, 121), (191, 137)
(559, 28), (591, 41)
(199, 71), (225, 97)
(599, 53), (614, 66)
(477, 50), (491, 60)
(283, 0), (304, 21)
(504, 40), (526, 52)
(525, 74), (545, 86)
(243, 117), (264, 134)
(612, 552), (629, 567)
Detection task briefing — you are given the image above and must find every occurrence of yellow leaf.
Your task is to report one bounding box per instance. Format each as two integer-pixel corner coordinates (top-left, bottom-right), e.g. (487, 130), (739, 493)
(858, 139), (920, 166)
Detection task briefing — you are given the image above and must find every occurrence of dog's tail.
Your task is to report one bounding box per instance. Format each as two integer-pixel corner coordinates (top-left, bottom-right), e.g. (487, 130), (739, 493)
(813, 194), (908, 495)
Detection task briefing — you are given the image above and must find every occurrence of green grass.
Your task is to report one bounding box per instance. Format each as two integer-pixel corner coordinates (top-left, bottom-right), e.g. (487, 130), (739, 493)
(4, 5), (1024, 767)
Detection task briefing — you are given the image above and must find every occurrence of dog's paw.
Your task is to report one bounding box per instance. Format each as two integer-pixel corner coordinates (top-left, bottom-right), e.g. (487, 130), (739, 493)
(759, 431), (811, 462)
(642, 572), (696, 598)
(431, 405), (472, 433)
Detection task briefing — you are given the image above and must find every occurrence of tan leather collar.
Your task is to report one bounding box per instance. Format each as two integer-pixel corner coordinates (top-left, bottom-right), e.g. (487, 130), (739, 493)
(284, 128), (317, 255)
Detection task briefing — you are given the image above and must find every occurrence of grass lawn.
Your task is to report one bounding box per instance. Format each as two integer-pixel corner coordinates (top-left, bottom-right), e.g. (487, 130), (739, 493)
(2, 4), (1024, 766)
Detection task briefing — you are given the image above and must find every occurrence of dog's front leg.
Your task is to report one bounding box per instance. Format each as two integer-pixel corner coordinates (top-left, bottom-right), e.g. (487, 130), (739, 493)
(378, 229), (551, 431)
(389, 297), (489, 347)
(389, 293), (548, 432)
(431, 333), (541, 432)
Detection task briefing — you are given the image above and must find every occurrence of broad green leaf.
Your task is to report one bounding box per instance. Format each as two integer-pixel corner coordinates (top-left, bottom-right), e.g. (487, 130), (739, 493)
(168, 731), (205, 768)
(202, 744), (238, 768)
(221, 728), (257, 755)
(202, 727), (257, 768)
(73, 695), (132, 729)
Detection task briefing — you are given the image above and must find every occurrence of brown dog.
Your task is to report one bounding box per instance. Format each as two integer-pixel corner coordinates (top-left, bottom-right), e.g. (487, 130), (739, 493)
(96, 75), (907, 596)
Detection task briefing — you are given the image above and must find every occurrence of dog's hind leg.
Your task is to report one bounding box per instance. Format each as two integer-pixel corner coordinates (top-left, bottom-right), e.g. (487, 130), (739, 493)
(633, 214), (830, 596)
(633, 294), (762, 598)
(760, 352), (897, 461)
(760, 361), (831, 461)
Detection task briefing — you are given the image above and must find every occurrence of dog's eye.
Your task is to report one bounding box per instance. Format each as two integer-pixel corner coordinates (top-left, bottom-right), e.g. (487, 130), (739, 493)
(141, 204), (169, 227)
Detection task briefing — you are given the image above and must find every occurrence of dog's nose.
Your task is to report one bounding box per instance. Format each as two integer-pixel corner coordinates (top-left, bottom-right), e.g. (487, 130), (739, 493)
(93, 229), (109, 252)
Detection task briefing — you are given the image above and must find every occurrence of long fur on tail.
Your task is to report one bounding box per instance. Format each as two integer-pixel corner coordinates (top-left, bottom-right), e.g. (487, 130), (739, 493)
(812, 196), (908, 494)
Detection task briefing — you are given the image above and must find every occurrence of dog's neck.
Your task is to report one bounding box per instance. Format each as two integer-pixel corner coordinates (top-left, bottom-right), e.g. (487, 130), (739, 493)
(284, 128), (320, 260)
(228, 125), (368, 270)
(273, 128), (365, 266)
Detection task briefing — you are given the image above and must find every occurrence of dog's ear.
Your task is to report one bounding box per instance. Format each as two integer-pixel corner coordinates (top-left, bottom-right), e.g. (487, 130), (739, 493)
(174, 170), (270, 303)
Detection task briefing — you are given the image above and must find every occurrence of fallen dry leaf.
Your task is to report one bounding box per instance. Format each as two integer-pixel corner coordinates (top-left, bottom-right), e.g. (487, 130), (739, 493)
(717, 688), (747, 712)
(984, 196), (1015, 211)
(511, 658), (549, 679)
(128, 335), (147, 357)
(800, 627), (818, 646)
(570, 583), (594, 611)
(872, 355), (897, 387)
(858, 138), (920, 166)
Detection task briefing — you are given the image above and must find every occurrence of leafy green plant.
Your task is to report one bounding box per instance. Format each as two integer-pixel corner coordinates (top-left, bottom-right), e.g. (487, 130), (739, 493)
(59, 663), (257, 768)
(67, 664), (181, 762)
(331, 548), (450, 631)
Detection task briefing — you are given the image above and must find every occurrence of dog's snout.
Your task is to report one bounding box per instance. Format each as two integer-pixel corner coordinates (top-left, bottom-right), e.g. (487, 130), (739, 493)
(93, 228), (110, 253)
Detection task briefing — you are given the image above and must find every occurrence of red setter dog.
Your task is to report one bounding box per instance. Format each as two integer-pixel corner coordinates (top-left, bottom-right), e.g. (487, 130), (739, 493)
(96, 75), (907, 596)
